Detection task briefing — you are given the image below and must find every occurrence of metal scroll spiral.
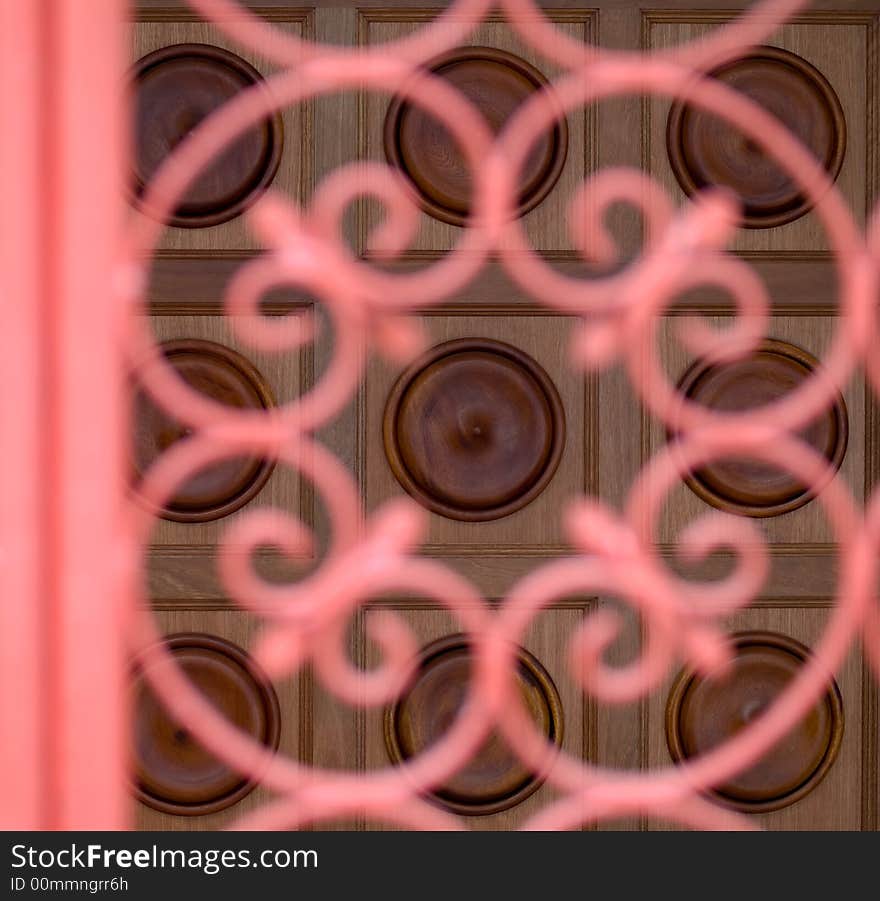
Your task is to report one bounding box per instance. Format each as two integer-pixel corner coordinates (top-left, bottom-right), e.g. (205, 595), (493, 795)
(122, 0), (880, 830)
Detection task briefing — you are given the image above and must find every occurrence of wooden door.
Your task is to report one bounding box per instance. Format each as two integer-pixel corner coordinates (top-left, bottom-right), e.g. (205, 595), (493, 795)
(131, 0), (879, 831)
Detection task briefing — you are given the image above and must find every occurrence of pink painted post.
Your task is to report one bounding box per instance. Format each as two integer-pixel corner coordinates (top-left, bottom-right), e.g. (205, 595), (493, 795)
(0, 0), (45, 830)
(0, 0), (130, 829)
(48, 0), (130, 830)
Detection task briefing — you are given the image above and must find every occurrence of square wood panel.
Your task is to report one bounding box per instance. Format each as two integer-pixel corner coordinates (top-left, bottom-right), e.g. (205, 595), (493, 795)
(362, 603), (591, 830)
(364, 313), (588, 553)
(134, 608), (302, 830)
(130, 12), (311, 253)
(142, 313), (312, 600)
(644, 13), (873, 253)
(645, 606), (864, 830)
(647, 315), (864, 547)
(359, 10), (595, 256)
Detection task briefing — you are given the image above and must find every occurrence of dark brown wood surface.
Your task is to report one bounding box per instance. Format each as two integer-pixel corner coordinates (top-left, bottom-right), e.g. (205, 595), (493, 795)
(132, 338), (276, 522)
(133, 632), (281, 816)
(665, 630), (844, 812)
(131, 43), (283, 227)
(675, 338), (849, 517)
(383, 46), (567, 225)
(667, 46), (846, 228)
(384, 634), (563, 815)
(383, 338), (566, 521)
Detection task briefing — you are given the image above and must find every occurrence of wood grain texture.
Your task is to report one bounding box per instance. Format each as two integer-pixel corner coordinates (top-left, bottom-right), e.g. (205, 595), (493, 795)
(130, 15), (311, 253)
(593, 596), (643, 831)
(662, 552), (844, 600)
(302, 255), (845, 311)
(360, 11), (595, 255)
(146, 256), (309, 311)
(365, 315), (586, 556)
(362, 604), (590, 831)
(133, 609), (300, 831)
(645, 14), (870, 252)
(135, 551), (593, 612)
(645, 607), (863, 830)
(649, 315), (865, 546)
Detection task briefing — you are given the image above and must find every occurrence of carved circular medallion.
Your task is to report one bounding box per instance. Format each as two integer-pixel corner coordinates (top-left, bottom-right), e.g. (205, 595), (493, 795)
(131, 43), (284, 228)
(384, 46), (568, 225)
(676, 339), (848, 517)
(666, 630), (843, 813)
(133, 633), (281, 816)
(383, 338), (566, 521)
(385, 635), (564, 815)
(132, 339), (276, 522)
(666, 46), (846, 228)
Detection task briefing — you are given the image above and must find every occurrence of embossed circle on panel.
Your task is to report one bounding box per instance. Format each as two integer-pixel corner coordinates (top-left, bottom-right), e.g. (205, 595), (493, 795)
(383, 338), (566, 521)
(132, 43), (283, 228)
(133, 633), (281, 816)
(385, 635), (563, 816)
(676, 339), (848, 517)
(384, 47), (568, 226)
(666, 46), (846, 228)
(132, 339), (276, 522)
(666, 631), (843, 813)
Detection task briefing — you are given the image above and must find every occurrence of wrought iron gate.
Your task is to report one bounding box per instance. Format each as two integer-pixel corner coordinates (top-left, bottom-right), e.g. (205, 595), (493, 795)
(2, 0), (878, 830)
